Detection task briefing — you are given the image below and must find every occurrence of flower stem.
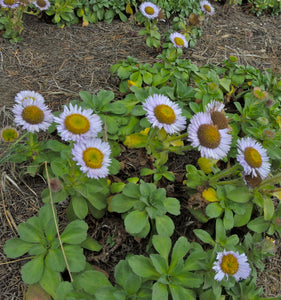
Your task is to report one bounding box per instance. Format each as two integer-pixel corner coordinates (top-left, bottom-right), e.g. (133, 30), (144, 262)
(209, 164), (241, 183)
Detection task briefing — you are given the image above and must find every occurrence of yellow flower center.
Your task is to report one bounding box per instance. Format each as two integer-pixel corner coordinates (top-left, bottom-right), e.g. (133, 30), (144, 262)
(211, 111), (228, 130)
(64, 114), (90, 134)
(244, 147), (262, 168)
(83, 147), (104, 169)
(4, 0), (15, 5)
(1, 128), (18, 142)
(203, 4), (212, 12)
(220, 254), (239, 276)
(22, 105), (44, 124)
(144, 6), (155, 15)
(197, 124), (221, 149)
(36, 0), (47, 8)
(174, 37), (185, 46)
(154, 104), (176, 125)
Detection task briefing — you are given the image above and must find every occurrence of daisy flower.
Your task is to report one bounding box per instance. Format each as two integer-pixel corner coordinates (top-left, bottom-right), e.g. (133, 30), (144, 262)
(33, 0), (50, 10)
(72, 138), (111, 179)
(188, 112), (232, 159)
(0, 0), (19, 8)
(213, 250), (251, 282)
(0, 126), (19, 142)
(205, 100), (229, 130)
(15, 90), (45, 104)
(170, 32), (188, 49)
(139, 2), (160, 19)
(200, 0), (215, 16)
(13, 98), (53, 133)
(142, 94), (186, 135)
(237, 137), (270, 179)
(54, 104), (102, 143)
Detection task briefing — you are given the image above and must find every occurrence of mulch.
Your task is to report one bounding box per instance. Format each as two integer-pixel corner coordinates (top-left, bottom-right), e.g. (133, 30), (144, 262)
(0, 3), (281, 299)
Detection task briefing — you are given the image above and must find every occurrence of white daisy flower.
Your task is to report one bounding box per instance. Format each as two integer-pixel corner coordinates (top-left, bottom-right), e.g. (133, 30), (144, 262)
(0, 0), (19, 8)
(142, 94), (186, 135)
(13, 98), (53, 133)
(213, 250), (251, 282)
(237, 137), (270, 179)
(187, 112), (232, 159)
(205, 100), (229, 130)
(72, 138), (111, 179)
(170, 32), (188, 49)
(139, 2), (160, 19)
(15, 90), (45, 104)
(54, 104), (102, 143)
(200, 0), (215, 16)
(33, 0), (50, 11)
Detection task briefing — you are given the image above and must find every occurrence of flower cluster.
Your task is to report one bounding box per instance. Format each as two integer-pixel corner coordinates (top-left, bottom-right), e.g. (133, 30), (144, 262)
(54, 103), (111, 179)
(11, 90), (112, 179)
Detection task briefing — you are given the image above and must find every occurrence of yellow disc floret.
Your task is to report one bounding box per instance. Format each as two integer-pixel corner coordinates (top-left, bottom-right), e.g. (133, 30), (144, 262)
(220, 254), (239, 275)
(197, 124), (221, 149)
(174, 37), (185, 47)
(203, 4), (211, 12)
(244, 147), (262, 168)
(22, 105), (44, 124)
(154, 104), (176, 125)
(64, 114), (90, 134)
(144, 6), (155, 15)
(83, 147), (104, 169)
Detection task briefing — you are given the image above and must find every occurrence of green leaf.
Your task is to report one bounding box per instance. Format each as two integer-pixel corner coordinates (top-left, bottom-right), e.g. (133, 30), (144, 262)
(170, 237), (190, 270)
(152, 282), (168, 300)
(64, 245), (86, 272)
(169, 285), (189, 300)
(51, 159), (69, 177)
(109, 194), (137, 213)
(175, 271), (203, 288)
(103, 102), (126, 114)
(45, 248), (65, 272)
(39, 265), (61, 299)
(219, 78), (231, 92)
(193, 229), (215, 246)
(163, 197), (180, 215)
(152, 235), (171, 261)
(128, 255), (159, 279)
(81, 237), (102, 252)
(150, 254), (168, 274)
(205, 202), (223, 218)
(71, 196), (88, 219)
(125, 210), (148, 235)
(155, 215), (174, 236)
(215, 218), (226, 242)
(264, 195), (274, 221)
(123, 182), (141, 199)
(223, 208), (234, 230)
(61, 220), (88, 244)
(55, 282), (74, 300)
(234, 202), (253, 227)
(18, 222), (42, 243)
(77, 270), (111, 295)
(226, 187), (252, 203)
(21, 254), (45, 284)
(247, 216), (270, 233)
(4, 238), (32, 258)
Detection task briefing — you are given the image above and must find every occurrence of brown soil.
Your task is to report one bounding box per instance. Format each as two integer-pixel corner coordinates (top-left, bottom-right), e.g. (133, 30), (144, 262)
(0, 3), (281, 299)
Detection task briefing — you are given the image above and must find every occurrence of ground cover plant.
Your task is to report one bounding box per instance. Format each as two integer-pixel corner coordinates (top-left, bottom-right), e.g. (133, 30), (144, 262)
(1, 0), (281, 299)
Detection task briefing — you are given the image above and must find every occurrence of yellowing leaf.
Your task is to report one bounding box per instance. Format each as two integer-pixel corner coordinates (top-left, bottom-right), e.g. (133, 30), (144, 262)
(126, 3), (133, 15)
(123, 133), (148, 148)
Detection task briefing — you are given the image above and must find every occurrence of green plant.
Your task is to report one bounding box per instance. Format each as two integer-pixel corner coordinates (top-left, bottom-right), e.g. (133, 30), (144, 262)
(109, 180), (180, 237)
